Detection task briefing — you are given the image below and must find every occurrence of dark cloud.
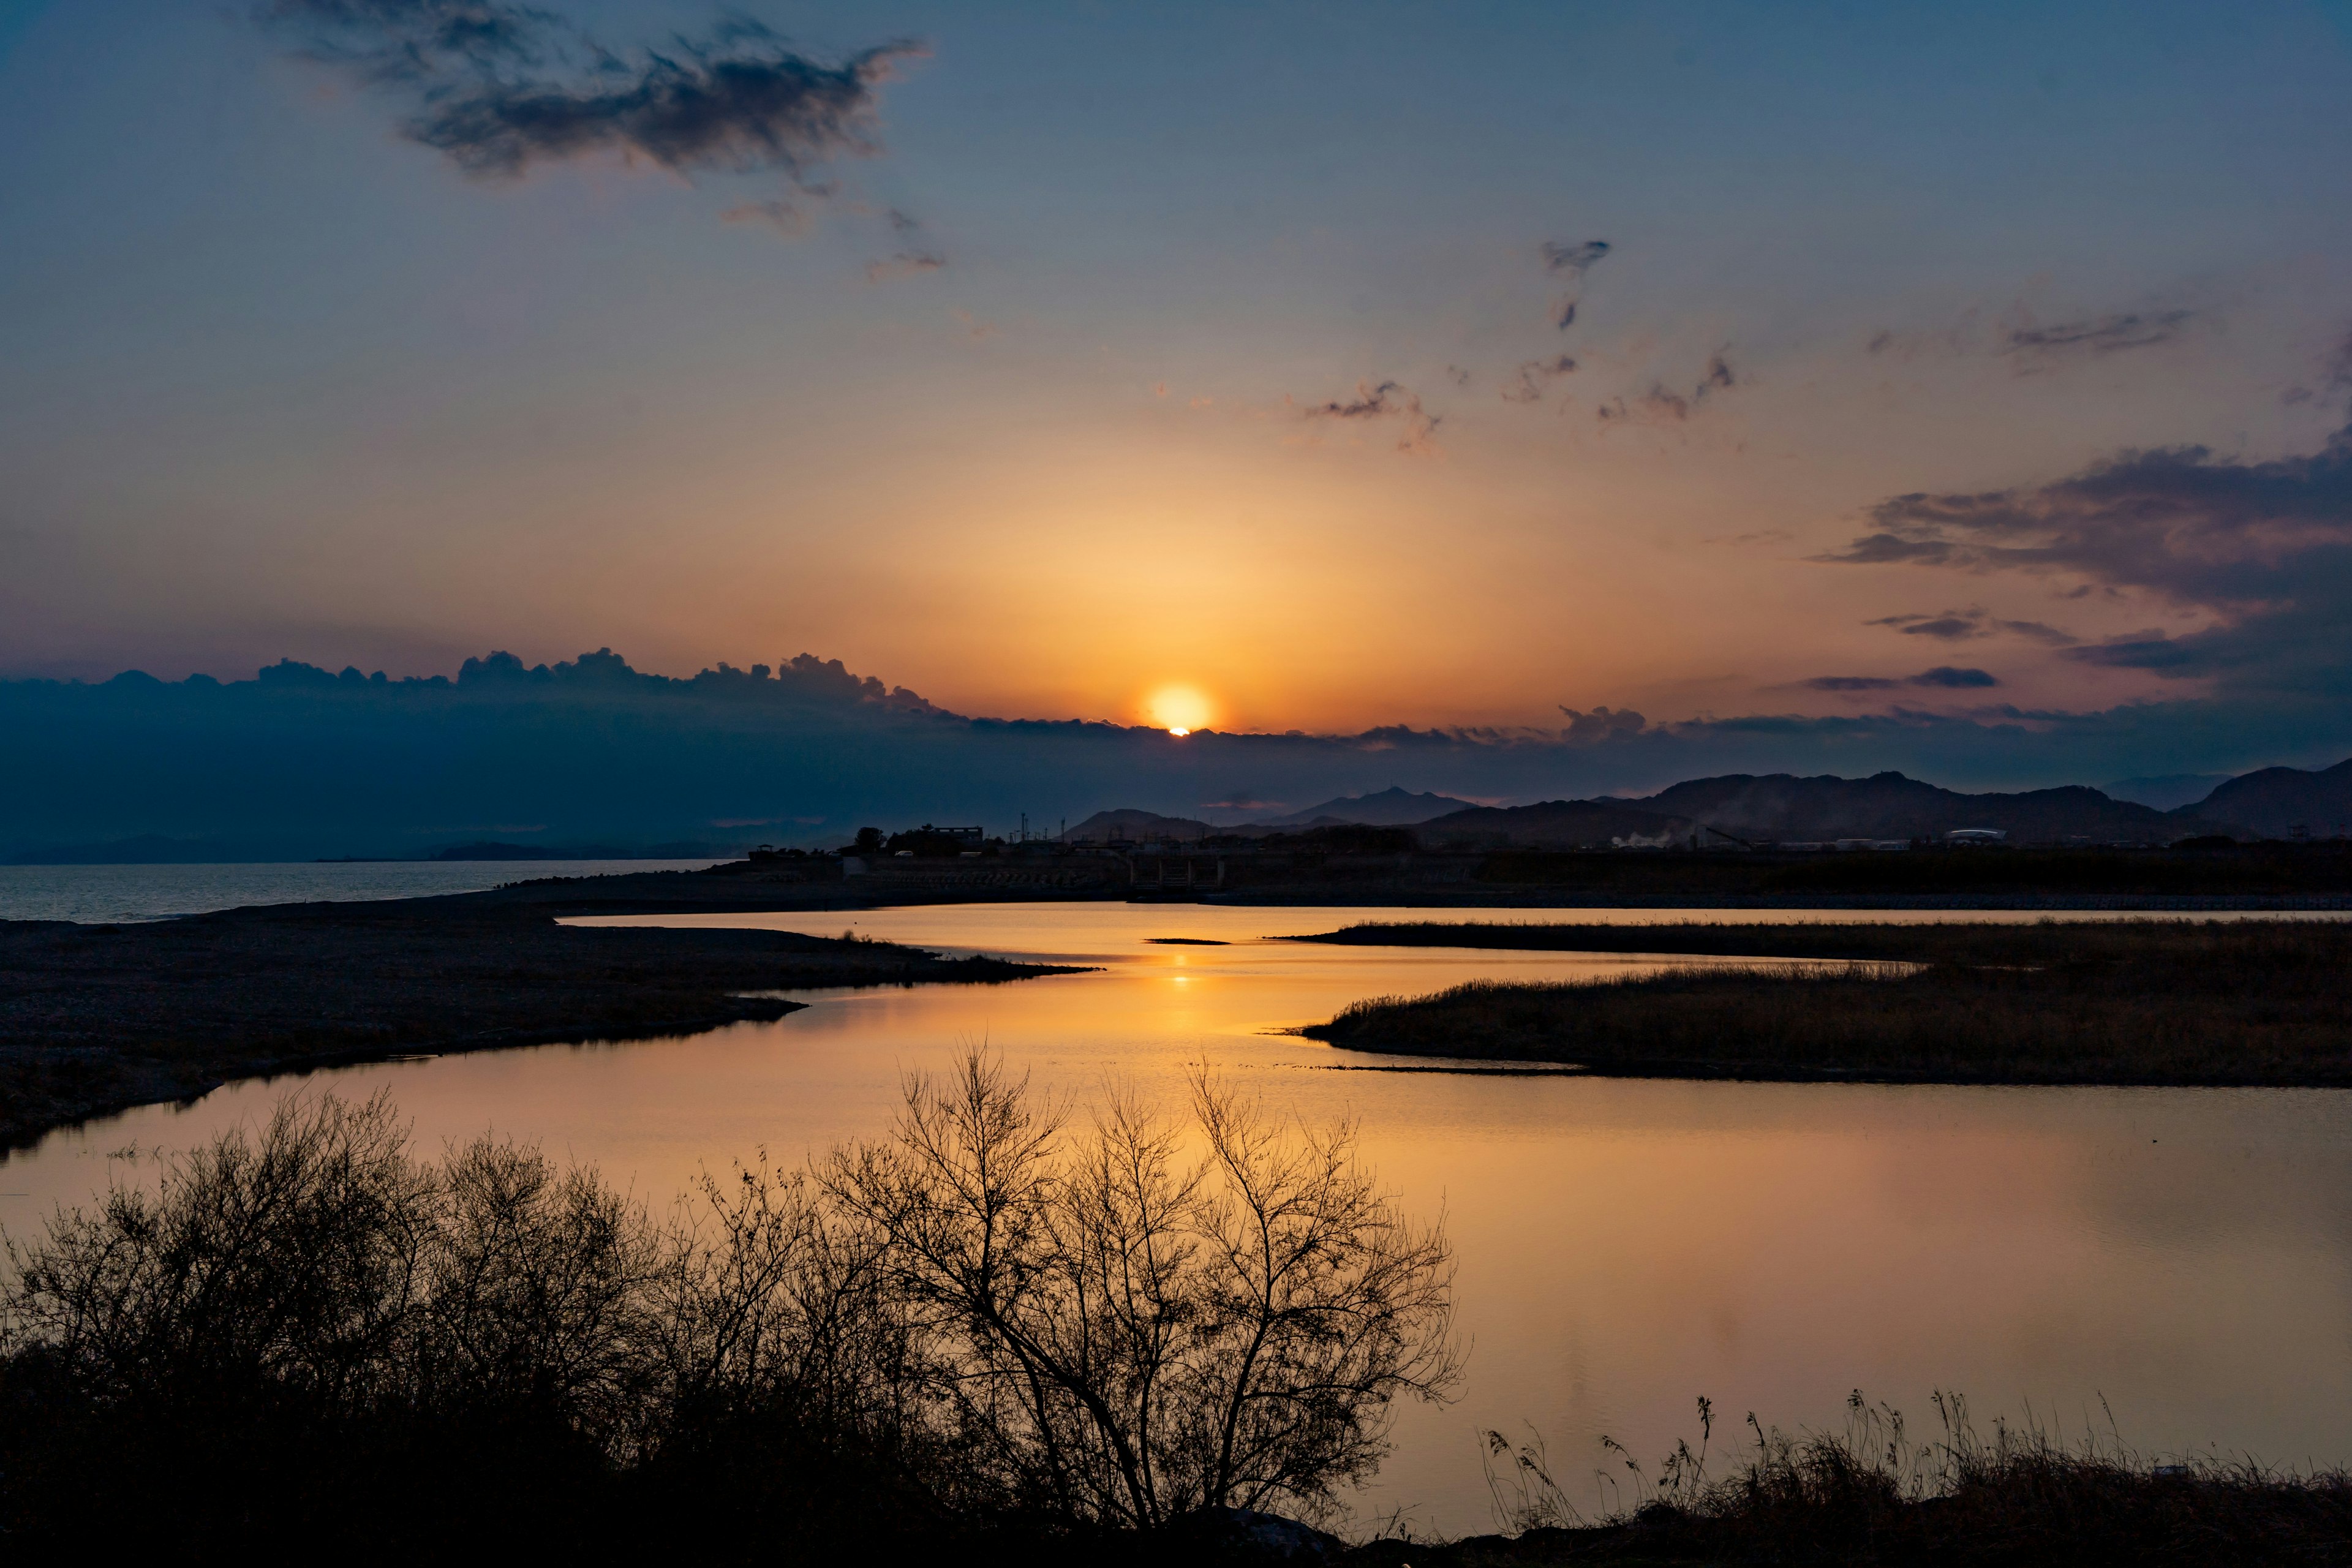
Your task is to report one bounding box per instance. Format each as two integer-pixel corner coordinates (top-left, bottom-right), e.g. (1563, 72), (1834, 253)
(1539, 238), (1610, 330)
(1500, 354), (1576, 404)
(1885, 615), (1977, 640)
(2064, 633), (2209, 672)
(1834, 433), (2352, 605)
(260, 2), (923, 200)
(1305, 380), (1441, 454)
(1804, 666), (1998, 693)
(1863, 609), (2078, 645)
(259, 0), (552, 81)
(1909, 665), (1999, 688)
(408, 37), (919, 181)
(1596, 350), (1738, 427)
(1556, 705), (1647, 742)
(1828, 423), (2352, 697)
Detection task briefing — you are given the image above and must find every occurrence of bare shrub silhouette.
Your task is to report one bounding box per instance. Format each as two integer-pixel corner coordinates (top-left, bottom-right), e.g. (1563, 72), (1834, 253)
(826, 1055), (1460, 1528)
(0, 1061), (1457, 1552)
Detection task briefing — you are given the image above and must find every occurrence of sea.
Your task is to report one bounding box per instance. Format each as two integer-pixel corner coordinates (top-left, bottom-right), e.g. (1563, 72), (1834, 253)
(0, 859), (725, 925)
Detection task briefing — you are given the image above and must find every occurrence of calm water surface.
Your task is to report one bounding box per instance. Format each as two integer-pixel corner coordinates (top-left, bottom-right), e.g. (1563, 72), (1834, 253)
(5, 902), (2347, 1534)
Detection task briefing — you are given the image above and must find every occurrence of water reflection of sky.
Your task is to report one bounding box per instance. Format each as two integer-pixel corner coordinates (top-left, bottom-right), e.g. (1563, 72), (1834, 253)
(6, 902), (2349, 1536)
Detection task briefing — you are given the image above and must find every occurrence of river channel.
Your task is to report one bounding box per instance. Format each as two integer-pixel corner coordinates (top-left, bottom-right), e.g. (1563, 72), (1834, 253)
(5, 902), (2347, 1534)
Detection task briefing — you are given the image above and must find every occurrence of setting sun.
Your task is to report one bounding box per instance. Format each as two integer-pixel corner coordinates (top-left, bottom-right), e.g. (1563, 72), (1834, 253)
(1142, 683), (1216, 736)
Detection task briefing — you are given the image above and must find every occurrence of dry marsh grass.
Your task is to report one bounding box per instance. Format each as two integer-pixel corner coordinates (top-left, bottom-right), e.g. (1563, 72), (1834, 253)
(1300, 920), (2352, 1085)
(1345, 1392), (2352, 1566)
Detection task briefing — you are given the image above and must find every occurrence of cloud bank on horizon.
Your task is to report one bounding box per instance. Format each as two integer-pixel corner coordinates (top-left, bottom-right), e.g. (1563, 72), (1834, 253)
(6, 630), (2344, 859)
(1, 1), (2349, 784)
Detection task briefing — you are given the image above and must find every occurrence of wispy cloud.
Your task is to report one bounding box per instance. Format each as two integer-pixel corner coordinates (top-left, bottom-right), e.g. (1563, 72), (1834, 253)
(1596, 350), (1737, 427)
(2282, 325), (2352, 407)
(864, 252), (943, 281)
(2001, 309), (2199, 366)
(1863, 608), (2078, 645)
(721, 197), (812, 236)
(862, 207), (946, 281)
(1868, 298), (2205, 373)
(1303, 379), (1441, 454)
(1539, 238), (1610, 330)
(1500, 354), (1577, 404)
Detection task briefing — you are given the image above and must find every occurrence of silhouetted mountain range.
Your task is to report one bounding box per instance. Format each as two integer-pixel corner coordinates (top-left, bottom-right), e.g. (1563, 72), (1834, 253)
(1081, 761), (2352, 850)
(2196, 758), (2352, 839)
(1419, 762), (2352, 848)
(1632, 772), (2190, 844)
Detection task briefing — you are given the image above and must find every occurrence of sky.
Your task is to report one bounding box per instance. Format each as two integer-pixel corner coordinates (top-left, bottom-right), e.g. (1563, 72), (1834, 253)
(4, 0), (2351, 784)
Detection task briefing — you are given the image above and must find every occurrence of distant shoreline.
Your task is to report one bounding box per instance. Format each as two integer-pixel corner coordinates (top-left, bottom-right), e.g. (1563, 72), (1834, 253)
(0, 869), (1082, 1152)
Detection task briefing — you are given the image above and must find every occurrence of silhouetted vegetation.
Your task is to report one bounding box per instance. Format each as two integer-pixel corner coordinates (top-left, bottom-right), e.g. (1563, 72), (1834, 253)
(1355, 1394), (2352, 1566)
(0, 1061), (1456, 1555)
(1301, 919), (2352, 1085)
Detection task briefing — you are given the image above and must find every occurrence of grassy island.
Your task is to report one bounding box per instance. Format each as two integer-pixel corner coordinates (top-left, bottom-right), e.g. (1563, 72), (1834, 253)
(1297, 919), (2352, 1086)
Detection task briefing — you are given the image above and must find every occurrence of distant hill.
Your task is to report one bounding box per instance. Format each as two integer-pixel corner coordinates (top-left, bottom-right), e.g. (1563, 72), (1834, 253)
(2192, 758), (2352, 839)
(1064, 808), (1213, 843)
(1627, 772), (2196, 845)
(1258, 788), (1477, 827)
(1414, 770), (2222, 848)
(1041, 757), (2352, 855)
(2103, 774), (2235, 812)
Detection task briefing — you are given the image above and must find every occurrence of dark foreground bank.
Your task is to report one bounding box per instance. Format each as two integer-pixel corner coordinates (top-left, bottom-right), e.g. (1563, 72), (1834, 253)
(1300, 919), (2352, 1085)
(1356, 1404), (2352, 1567)
(0, 897), (1071, 1148)
(7, 1088), (2341, 1564)
(1, 1072), (1457, 1560)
